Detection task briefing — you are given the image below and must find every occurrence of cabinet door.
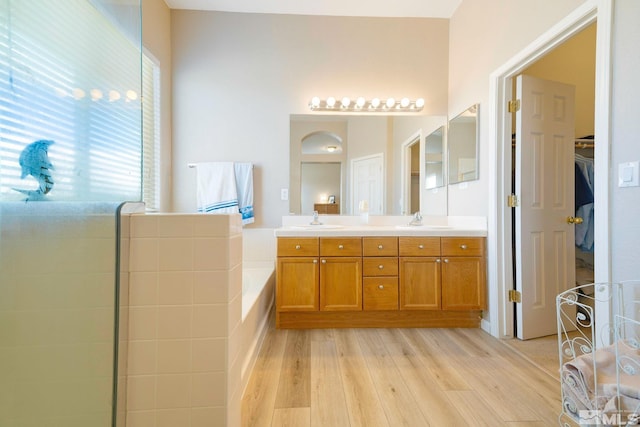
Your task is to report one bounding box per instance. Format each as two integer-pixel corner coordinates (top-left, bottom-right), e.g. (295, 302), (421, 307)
(319, 257), (362, 311)
(277, 257), (319, 311)
(399, 257), (441, 310)
(441, 257), (486, 310)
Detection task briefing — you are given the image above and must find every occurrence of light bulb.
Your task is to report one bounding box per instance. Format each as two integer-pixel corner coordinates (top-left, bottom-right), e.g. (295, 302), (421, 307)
(356, 97), (365, 108)
(326, 97), (336, 108)
(311, 96), (320, 108)
(72, 88), (86, 100)
(341, 97), (351, 108)
(385, 98), (396, 108)
(400, 97), (410, 108)
(371, 98), (381, 108)
(327, 145), (336, 153)
(415, 98), (425, 108)
(109, 90), (121, 102)
(90, 89), (103, 101)
(126, 90), (138, 101)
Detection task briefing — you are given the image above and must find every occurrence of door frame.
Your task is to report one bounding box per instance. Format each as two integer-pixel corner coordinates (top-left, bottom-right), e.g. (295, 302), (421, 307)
(400, 130), (422, 216)
(488, 0), (612, 339)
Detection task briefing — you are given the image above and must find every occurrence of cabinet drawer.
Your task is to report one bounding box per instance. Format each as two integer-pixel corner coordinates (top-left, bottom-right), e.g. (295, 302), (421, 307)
(363, 237), (398, 257)
(441, 237), (485, 257)
(363, 277), (398, 311)
(277, 237), (319, 257)
(320, 237), (362, 257)
(398, 237), (440, 256)
(363, 257), (398, 276)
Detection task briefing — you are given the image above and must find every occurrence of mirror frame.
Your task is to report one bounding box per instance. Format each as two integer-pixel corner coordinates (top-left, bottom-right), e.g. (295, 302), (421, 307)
(447, 104), (479, 185)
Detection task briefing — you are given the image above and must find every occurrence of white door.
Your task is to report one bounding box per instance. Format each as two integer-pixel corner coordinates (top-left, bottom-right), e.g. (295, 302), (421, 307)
(515, 75), (576, 340)
(351, 153), (384, 215)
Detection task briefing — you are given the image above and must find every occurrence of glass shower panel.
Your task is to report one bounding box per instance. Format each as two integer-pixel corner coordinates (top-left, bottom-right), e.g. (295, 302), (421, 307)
(0, 1), (141, 426)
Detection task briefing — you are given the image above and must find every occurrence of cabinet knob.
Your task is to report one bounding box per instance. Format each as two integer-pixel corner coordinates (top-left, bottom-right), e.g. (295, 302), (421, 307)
(436, 259), (441, 263)
(378, 265), (384, 269)
(295, 245), (301, 250)
(460, 244), (467, 250)
(313, 259), (318, 264)
(378, 245), (383, 249)
(378, 284), (384, 290)
(444, 259), (449, 263)
(418, 244), (424, 249)
(338, 244), (344, 249)
(321, 259), (326, 264)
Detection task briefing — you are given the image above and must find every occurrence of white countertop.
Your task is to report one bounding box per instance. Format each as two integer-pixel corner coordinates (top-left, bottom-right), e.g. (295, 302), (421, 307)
(274, 215), (487, 237)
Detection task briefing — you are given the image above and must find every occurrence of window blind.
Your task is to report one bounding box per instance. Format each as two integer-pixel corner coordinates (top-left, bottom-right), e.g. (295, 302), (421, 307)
(0, 0), (142, 202)
(142, 53), (160, 211)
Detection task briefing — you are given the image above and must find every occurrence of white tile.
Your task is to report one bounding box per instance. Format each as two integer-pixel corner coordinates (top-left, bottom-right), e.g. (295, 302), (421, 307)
(157, 306), (192, 339)
(191, 372), (226, 407)
(193, 271), (230, 304)
(128, 341), (157, 375)
(193, 238), (229, 271)
(192, 215), (231, 237)
(131, 215), (158, 238)
(158, 271), (194, 305)
(192, 338), (227, 372)
(130, 238), (159, 272)
(158, 215), (195, 237)
(157, 340), (192, 374)
(158, 238), (194, 271)
(156, 374), (191, 409)
(192, 305), (227, 338)
(129, 272), (159, 306)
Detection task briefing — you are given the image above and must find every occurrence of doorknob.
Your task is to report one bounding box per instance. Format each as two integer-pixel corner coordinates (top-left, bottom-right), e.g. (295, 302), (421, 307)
(567, 216), (584, 224)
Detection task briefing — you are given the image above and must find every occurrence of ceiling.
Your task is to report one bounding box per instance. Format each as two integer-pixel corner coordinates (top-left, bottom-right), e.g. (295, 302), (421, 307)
(164, 0), (462, 18)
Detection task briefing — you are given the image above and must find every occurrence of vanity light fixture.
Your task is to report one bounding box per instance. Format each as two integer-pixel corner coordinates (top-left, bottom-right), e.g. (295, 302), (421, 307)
(309, 96), (424, 112)
(326, 145), (337, 152)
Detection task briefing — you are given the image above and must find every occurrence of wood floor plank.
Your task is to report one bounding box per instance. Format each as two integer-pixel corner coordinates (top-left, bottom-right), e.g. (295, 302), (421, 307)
(356, 329), (431, 426)
(382, 329), (470, 426)
(274, 329), (311, 409)
(445, 390), (507, 427)
(241, 327), (288, 427)
(449, 355), (557, 423)
(399, 328), (471, 391)
(333, 328), (390, 427)
(271, 408), (311, 427)
(310, 340), (351, 427)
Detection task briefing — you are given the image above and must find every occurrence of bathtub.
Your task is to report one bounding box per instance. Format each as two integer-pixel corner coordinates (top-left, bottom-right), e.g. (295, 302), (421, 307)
(240, 261), (275, 393)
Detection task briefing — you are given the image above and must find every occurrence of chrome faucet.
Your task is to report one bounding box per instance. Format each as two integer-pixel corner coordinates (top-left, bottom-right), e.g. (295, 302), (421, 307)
(408, 211), (423, 226)
(310, 210), (322, 225)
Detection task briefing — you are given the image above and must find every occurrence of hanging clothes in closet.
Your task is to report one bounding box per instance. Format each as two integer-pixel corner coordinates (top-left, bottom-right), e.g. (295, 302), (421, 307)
(575, 152), (594, 252)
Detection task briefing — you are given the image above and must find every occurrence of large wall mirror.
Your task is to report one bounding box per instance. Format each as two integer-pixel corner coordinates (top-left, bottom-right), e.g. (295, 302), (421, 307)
(424, 125), (445, 189)
(290, 114), (448, 216)
(447, 104), (479, 185)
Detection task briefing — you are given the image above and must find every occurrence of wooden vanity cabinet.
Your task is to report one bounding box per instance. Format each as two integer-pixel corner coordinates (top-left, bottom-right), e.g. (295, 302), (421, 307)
(399, 237), (441, 310)
(276, 234), (486, 329)
(319, 237), (362, 311)
(276, 238), (319, 312)
(441, 237), (486, 310)
(362, 237), (398, 311)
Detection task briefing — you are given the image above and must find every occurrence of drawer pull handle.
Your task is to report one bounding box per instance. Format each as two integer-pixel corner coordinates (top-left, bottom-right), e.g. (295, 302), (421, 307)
(338, 244), (344, 249)
(460, 244), (468, 250)
(313, 259), (318, 264)
(295, 245), (301, 250)
(418, 244), (424, 249)
(378, 285), (384, 290)
(321, 259), (326, 264)
(444, 259), (449, 263)
(378, 245), (383, 249)
(378, 265), (384, 269)
(436, 259), (441, 263)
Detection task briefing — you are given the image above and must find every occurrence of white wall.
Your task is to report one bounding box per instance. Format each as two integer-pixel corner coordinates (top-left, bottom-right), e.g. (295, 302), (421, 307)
(447, 0), (587, 217)
(171, 11), (449, 226)
(610, 0), (640, 283)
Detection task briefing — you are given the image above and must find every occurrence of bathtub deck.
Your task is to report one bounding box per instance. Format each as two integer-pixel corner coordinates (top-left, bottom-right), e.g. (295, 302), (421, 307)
(241, 319), (561, 427)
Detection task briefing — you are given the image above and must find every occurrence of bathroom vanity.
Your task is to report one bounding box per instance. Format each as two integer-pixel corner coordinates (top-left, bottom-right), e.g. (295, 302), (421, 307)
(274, 216), (487, 329)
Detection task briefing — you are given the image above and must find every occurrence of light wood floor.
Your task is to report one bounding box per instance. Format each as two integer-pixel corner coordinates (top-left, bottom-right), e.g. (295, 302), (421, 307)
(241, 322), (562, 427)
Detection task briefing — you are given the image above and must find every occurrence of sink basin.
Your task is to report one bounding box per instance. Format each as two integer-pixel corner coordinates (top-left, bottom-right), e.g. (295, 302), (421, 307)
(394, 224), (453, 230)
(288, 224), (344, 230)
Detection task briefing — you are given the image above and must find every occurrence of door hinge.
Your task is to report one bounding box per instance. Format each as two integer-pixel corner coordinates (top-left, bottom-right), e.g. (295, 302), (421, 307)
(507, 193), (519, 208)
(508, 289), (522, 303)
(508, 99), (520, 113)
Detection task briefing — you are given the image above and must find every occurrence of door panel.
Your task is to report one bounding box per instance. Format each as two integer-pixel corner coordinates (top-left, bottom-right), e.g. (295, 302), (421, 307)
(351, 154), (384, 215)
(515, 74), (576, 340)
